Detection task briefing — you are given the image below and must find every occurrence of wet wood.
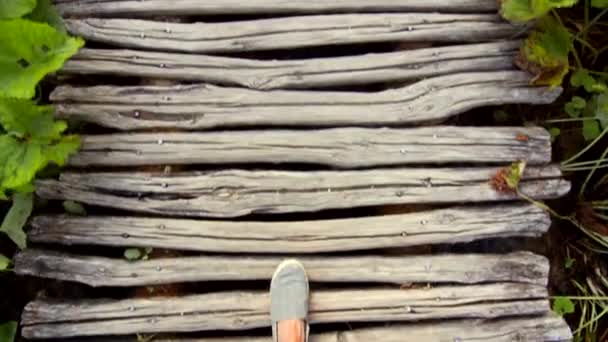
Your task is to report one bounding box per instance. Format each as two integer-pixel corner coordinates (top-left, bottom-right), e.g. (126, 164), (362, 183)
(35, 166), (570, 217)
(61, 126), (553, 167)
(55, 0), (499, 17)
(29, 204), (550, 253)
(64, 14), (526, 53)
(96, 315), (570, 342)
(52, 72), (562, 129)
(21, 283), (549, 339)
(62, 41), (519, 89)
(15, 250), (549, 287)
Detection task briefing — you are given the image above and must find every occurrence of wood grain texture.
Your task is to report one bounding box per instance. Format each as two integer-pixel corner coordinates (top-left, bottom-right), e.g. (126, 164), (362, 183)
(62, 41), (520, 89)
(62, 127), (553, 167)
(21, 283), (549, 338)
(55, 0), (499, 16)
(28, 204), (551, 253)
(52, 72), (563, 129)
(64, 14), (526, 53)
(103, 315), (570, 342)
(14, 250), (549, 287)
(35, 166), (570, 217)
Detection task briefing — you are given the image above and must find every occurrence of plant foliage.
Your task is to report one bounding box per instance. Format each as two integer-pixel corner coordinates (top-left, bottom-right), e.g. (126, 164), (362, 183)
(0, 321), (17, 342)
(501, 0), (579, 22)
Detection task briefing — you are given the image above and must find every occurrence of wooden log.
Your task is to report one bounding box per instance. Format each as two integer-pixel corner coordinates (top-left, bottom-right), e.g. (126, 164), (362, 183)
(90, 315), (571, 342)
(36, 166), (570, 217)
(21, 283), (550, 339)
(14, 250), (549, 287)
(61, 126), (553, 168)
(28, 204), (551, 253)
(64, 14), (526, 53)
(54, 0), (499, 17)
(52, 71), (562, 129)
(62, 41), (520, 89)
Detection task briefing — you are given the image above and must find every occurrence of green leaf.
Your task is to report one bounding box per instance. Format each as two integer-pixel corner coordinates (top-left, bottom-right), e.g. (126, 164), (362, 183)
(564, 256), (575, 269)
(0, 99), (80, 194)
(549, 127), (561, 142)
(0, 0), (37, 19)
(0, 19), (84, 99)
(592, 0), (608, 7)
(582, 120), (601, 140)
(552, 296), (575, 316)
(565, 96), (586, 117)
(0, 321), (17, 342)
(500, 0), (579, 22)
(515, 16), (572, 86)
(62, 200), (87, 215)
(124, 248), (142, 261)
(0, 254), (11, 271)
(506, 160), (527, 189)
(571, 69), (608, 93)
(0, 193), (33, 249)
(27, 0), (66, 33)
(593, 92), (608, 129)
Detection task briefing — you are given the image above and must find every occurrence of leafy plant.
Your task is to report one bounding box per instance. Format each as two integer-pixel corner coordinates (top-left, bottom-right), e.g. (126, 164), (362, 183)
(0, 321), (17, 342)
(0, 254), (11, 271)
(124, 247), (153, 261)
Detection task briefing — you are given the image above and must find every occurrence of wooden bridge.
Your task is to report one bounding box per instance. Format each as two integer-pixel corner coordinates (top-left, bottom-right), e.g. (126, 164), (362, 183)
(17, 1), (573, 340)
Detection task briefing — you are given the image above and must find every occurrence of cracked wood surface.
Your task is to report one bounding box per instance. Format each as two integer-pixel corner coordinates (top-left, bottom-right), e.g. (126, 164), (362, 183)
(62, 41), (519, 89)
(28, 204), (550, 253)
(21, 283), (549, 339)
(15, 250), (549, 287)
(64, 14), (526, 53)
(55, 0), (499, 16)
(52, 71), (562, 129)
(35, 166), (570, 217)
(62, 126), (553, 167)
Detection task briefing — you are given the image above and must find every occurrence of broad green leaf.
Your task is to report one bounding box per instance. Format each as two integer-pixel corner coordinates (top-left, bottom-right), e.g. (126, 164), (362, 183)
(0, 0), (37, 19)
(565, 96), (586, 117)
(552, 296), (575, 316)
(571, 69), (608, 92)
(583, 120), (601, 140)
(27, 0), (66, 33)
(516, 17), (572, 86)
(506, 160), (527, 189)
(124, 248), (142, 261)
(62, 200), (87, 215)
(592, 0), (608, 7)
(0, 19), (84, 99)
(0, 321), (17, 342)
(549, 127), (561, 141)
(593, 92), (608, 129)
(0, 99), (80, 194)
(0, 254), (11, 271)
(0, 192), (33, 249)
(500, 0), (579, 22)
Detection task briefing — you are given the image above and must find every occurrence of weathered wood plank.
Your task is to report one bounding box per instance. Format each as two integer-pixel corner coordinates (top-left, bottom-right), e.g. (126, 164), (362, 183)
(29, 204), (551, 253)
(64, 14), (526, 53)
(61, 127), (553, 167)
(55, 0), (499, 17)
(107, 315), (571, 342)
(62, 41), (520, 89)
(35, 166), (570, 217)
(14, 250), (549, 287)
(21, 283), (549, 338)
(52, 72), (562, 129)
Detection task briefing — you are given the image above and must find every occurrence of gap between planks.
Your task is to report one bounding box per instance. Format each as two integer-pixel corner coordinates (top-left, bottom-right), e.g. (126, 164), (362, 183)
(64, 14), (527, 53)
(55, 0), (499, 16)
(52, 71), (562, 130)
(28, 203), (550, 253)
(62, 41), (520, 89)
(14, 250), (549, 287)
(35, 166), (570, 217)
(62, 126), (554, 167)
(21, 283), (550, 339)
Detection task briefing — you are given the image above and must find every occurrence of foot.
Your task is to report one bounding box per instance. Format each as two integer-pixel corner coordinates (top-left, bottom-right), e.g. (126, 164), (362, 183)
(270, 259), (309, 342)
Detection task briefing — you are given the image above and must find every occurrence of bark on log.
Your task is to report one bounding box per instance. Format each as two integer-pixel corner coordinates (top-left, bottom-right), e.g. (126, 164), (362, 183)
(35, 166), (570, 217)
(52, 72), (562, 129)
(21, 283), (549, 339)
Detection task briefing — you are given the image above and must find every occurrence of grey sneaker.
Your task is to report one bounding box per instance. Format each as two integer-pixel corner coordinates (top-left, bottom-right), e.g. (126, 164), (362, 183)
(270, 259), (310, 342)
